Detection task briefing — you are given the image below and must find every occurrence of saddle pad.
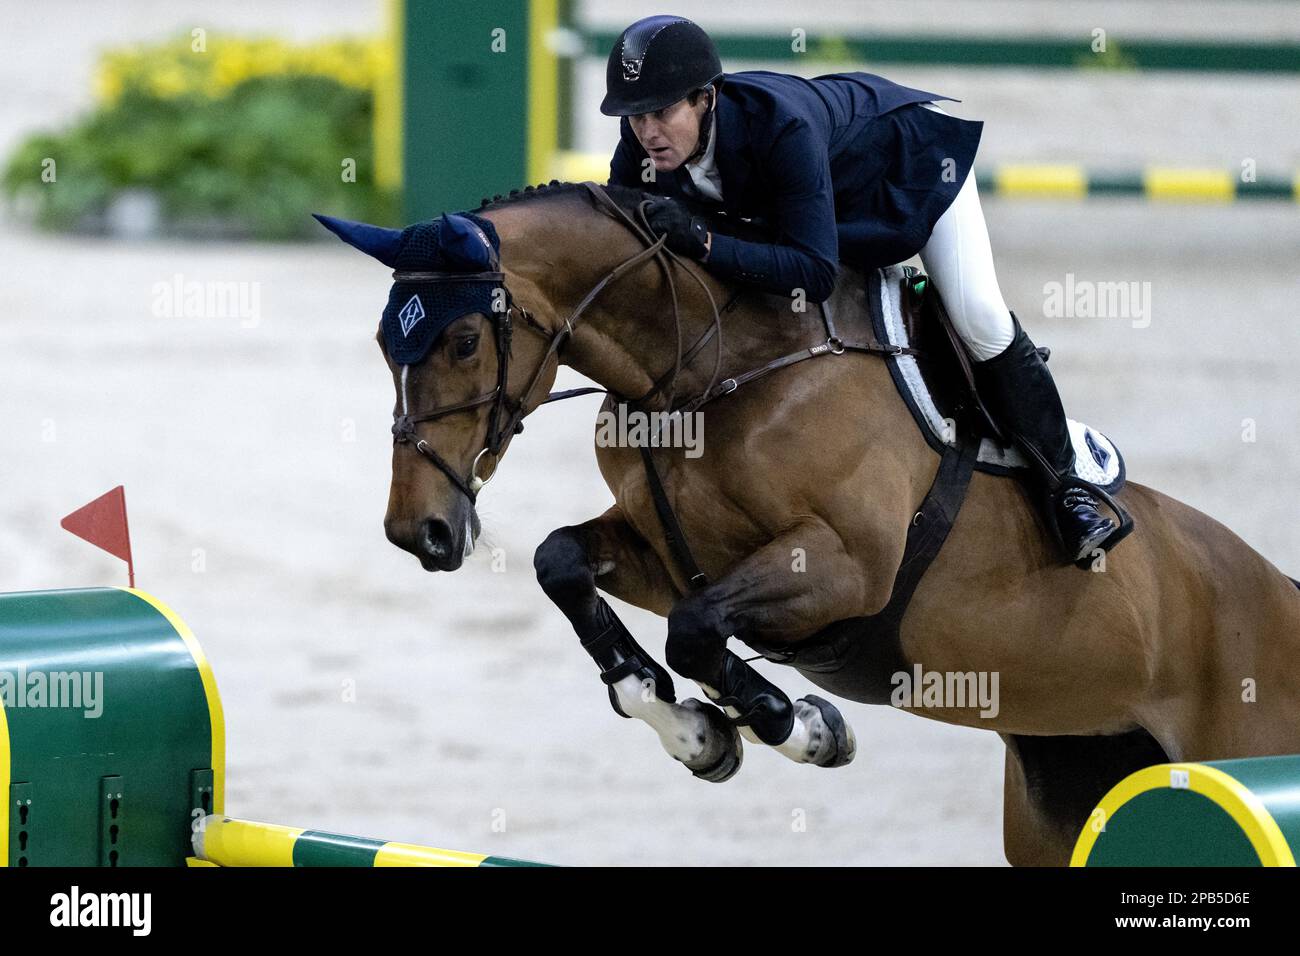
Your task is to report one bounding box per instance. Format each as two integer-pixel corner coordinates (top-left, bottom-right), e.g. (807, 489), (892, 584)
(872, 264), (1125, 494)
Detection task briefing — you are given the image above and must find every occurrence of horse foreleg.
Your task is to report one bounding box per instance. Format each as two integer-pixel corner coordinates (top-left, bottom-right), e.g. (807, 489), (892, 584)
(1002, 740), (1074, 866)
(533, 507), (743, 782)
(665, 519), (861, 769)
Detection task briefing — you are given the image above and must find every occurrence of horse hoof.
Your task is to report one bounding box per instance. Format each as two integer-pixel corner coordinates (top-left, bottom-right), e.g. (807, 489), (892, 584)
(799, 695), (857, 768)
(679, 698), (743, 783)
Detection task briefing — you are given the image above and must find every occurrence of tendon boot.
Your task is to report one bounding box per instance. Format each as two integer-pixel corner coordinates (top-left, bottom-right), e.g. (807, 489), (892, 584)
(706, 651), (795, 745)
(973, 314), (1116, 564)
(581, 601), (677, 717)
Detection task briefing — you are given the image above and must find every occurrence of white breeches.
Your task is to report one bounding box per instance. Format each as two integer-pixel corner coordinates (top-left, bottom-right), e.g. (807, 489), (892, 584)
(915, 104), (1015, 361)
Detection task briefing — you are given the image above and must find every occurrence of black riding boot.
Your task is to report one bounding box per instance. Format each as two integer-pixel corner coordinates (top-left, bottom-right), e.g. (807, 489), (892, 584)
(973, 314), (1116, 563)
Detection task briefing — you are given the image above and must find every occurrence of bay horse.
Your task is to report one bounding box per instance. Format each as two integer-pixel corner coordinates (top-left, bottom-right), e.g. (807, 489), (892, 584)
(318, 181), (1300, 866)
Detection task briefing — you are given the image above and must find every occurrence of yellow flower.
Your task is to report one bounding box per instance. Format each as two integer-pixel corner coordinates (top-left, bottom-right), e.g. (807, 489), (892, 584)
(94, 64), (124, 103)
(92, 31), (391, 102)
(150, 64), (188, 99)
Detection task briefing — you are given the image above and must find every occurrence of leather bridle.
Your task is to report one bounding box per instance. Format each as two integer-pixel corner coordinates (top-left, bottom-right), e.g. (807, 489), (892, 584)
(387, 268), (524, 503)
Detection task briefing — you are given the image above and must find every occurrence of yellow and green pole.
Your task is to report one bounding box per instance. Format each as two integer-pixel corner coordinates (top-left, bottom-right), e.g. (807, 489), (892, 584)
(191, 815), (550, 867)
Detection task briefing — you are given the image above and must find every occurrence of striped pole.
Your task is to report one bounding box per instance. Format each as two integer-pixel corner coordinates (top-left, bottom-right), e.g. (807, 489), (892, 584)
(191, 815), (551, 868)
(981, 166), (1298, 202)
(556, 152), (1300, 204)
(582, 30), (1300, 75)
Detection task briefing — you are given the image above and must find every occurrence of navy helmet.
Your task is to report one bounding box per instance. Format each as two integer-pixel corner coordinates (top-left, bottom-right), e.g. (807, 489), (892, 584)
(600, 15), (723, 116)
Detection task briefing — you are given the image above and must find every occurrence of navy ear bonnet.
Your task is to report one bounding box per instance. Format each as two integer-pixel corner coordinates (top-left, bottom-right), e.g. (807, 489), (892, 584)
(314, 211), (503, 365)
(382, 213), (502, 364)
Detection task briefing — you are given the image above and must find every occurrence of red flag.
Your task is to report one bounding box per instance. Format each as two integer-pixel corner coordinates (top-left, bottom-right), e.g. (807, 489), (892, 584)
(61, 485), (135, 587)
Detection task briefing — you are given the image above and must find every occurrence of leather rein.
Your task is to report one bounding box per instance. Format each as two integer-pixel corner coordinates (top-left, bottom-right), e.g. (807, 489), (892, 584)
(388, 181), (919, 541)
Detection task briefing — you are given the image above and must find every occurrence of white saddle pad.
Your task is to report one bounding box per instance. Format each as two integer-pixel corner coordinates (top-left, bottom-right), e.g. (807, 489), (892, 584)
(875, 264), (1125, 492)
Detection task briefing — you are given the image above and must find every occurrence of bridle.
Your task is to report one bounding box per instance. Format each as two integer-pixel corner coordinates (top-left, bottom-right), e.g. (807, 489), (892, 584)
(389, 181), (725, 503)
(387, 269), (524, 503)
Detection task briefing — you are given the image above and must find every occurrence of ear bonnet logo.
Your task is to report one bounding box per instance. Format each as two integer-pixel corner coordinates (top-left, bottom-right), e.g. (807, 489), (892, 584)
(398, 295), (425, 336)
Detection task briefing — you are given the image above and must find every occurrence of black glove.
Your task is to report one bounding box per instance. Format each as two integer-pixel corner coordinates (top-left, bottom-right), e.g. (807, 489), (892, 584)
(645, 197), (710, 260)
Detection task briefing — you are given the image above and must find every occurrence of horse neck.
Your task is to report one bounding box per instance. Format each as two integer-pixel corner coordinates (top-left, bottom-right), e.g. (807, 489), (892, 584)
(485, 192), (937, 507)
(487, 195), (734, 408)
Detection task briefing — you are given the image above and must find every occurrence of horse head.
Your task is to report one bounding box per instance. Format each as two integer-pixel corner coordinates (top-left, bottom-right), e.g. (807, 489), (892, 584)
(317, 182), (752, 574)
(315, 209), (548, 571)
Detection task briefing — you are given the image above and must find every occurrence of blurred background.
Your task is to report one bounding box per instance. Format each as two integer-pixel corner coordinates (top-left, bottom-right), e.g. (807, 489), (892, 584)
(1, 0), (1298, 865)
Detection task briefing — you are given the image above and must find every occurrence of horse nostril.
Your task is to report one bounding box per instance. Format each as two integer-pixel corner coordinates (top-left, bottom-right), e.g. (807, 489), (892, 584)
(421, 518), (455, 560)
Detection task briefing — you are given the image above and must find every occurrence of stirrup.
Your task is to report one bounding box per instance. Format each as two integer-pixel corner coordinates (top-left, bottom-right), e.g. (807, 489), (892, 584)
(999, 426), (1134, 565)
(1056, 475), (1134, 566)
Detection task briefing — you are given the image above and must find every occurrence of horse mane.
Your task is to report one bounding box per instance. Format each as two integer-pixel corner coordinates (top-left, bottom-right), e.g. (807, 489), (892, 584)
(474, 180), (645, 216)
(473, 179), (775, 243)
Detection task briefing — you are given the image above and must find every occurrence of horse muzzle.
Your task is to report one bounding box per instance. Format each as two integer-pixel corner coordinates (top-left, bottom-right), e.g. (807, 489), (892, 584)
(386, 507), (480, 572)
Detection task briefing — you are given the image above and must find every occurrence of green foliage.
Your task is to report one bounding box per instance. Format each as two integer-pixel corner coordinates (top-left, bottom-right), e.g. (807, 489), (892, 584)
(2, 73), (395, 239)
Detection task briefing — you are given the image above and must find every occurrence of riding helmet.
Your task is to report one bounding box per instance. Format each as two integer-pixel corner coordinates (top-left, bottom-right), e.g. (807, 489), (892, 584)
(600, 15), (724, 116)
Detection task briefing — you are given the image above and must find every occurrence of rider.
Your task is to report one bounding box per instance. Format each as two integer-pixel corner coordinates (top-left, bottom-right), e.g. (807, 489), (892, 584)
(602, 14), (1118, 565)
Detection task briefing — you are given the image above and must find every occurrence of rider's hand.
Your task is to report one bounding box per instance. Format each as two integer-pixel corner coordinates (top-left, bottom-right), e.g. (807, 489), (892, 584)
(645, 197), (710, 260)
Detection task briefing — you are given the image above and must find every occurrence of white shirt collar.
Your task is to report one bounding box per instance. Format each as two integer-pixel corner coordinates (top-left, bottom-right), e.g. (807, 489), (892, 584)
(684, 111), (722, 203)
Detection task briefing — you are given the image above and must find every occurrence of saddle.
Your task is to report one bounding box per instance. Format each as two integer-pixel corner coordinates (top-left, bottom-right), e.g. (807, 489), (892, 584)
(876, 265), (1126, 493)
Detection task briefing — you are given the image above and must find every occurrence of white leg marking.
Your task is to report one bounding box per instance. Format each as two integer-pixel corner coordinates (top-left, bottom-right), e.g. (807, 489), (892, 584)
(697, 681), (840, 765)
(774, 709), (817, 762)
(697, 681), (764, 746)
(611, 674), (714, 765)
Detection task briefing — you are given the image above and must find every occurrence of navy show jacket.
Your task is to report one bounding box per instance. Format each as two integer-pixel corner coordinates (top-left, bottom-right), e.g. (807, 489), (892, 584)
(608, 70), (983, 302)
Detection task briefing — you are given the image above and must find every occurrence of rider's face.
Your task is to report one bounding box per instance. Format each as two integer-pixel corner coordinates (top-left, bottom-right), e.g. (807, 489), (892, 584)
(628, 93), (709, 173)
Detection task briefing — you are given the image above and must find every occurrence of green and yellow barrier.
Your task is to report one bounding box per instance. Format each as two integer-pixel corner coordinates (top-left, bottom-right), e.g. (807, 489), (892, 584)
(0, 588), (549, 868)
(1072, 758), (1300, 866)
(0, 587), (223, 867)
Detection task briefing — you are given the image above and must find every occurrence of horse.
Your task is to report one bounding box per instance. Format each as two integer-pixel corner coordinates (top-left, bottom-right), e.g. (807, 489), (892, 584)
(317, 181), (1300, 866)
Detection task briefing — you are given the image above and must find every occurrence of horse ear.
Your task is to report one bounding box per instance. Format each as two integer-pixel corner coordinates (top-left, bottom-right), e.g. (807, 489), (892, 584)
(313, 213), (403, 268)
(438, 213), (500, 271)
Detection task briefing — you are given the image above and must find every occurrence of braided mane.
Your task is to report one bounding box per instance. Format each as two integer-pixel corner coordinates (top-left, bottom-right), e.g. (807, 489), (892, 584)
(474, 179), (647, 216)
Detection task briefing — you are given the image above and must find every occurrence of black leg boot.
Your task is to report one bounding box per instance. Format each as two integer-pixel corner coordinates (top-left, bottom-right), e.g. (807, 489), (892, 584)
(973, 314), (1116, 564)
(581, 601), (677, 717)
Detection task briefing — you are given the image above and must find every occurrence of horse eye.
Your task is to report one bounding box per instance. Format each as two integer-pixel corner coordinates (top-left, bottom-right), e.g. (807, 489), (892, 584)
(455, 336), (479, 358)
